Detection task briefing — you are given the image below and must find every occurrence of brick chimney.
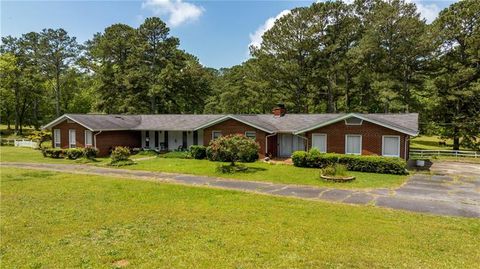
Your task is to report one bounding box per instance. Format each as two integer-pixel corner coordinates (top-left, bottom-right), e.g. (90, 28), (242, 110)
(272, 103), (287, 117)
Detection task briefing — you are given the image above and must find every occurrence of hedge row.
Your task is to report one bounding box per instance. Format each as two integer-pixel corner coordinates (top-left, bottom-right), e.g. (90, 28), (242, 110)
(292, 149), (407, 175)
(43, 147), (99, 160)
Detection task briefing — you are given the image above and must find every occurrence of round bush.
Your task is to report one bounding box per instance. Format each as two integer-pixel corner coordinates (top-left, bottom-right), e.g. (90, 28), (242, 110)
(83, 147), (99, 159)
(111, 146), (131, 163)
(189, 145), (207, 159)
(206, 134), (259, 164)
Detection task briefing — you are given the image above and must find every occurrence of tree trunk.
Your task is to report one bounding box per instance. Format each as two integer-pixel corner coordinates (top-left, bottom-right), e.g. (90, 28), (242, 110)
(55, 68), (61, 117)
(345, 70), (349, 111)
(453, 126), (460, 150)
(150, 96), (156, 114)
(33, 98), (39, 130)
(327, 75), (335, 113)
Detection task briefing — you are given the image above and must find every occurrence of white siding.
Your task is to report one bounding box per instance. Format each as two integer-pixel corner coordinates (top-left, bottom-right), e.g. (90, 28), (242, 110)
(168, 131), (183, 150)
(149, 131), (155, 149)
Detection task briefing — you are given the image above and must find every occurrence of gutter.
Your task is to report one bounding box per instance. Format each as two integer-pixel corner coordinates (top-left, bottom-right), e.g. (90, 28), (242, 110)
(93, 131), (102, 149)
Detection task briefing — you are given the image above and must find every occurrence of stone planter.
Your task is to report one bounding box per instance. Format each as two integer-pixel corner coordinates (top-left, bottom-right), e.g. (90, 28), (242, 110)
(320, 174), (356, 182)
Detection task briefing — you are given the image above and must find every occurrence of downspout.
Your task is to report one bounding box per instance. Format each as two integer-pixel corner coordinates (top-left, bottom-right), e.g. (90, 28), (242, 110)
(94, 130), (102, 149)
(265, 133), (277, 158)
(404, 135), (409, 160)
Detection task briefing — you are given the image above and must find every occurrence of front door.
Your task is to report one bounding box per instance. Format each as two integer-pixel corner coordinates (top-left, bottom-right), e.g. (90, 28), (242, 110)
(279, 133), (293, 157)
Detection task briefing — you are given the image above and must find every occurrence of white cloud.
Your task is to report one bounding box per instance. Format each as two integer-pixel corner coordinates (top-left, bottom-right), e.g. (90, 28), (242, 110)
(249, 9), (291, 49)
(407, 0), (442, 23)
(142, 0), (204, 27)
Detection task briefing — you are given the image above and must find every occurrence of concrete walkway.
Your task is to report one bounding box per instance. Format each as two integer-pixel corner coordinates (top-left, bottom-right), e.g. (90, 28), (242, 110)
(2, 162), (479, 218)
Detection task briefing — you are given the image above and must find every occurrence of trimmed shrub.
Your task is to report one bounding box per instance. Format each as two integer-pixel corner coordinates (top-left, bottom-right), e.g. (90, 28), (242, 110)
(65, 148), (84, 160)
(83, 147), (99, 159)
(111, 146), (131, 163)
(189, 145), (207, 159)
(206, 134), (259, 164)
(292, 150), (407, 175)
(42, 148), (64, 158)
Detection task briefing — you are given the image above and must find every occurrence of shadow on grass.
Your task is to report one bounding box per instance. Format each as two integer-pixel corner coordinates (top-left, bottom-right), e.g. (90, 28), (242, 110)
(216, 164), (267, 174)
(2, 171), (56, 182)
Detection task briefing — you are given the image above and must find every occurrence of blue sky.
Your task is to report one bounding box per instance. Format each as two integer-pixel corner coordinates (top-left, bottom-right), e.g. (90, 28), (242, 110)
(1, 0), (456, 69)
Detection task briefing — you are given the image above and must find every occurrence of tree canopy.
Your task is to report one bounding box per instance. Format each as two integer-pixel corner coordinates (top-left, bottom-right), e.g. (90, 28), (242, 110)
(1, 1), (479, 149)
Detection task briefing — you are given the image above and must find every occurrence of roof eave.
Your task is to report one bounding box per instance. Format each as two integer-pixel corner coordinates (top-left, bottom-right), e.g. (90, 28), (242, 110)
(293, 113), (418, 136)
(194, 115), (275, 134)
(42, 114), (95, 131)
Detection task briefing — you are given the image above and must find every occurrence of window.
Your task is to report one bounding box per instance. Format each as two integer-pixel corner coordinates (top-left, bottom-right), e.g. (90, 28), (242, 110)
(345, 117), (363, 125)
(54, 129), (61, 148)
(69, 129), (76, 148)
(245, 131), (256, 140)
(345, 135), (362, 155)
(382, 135), (400, 157)
(312, 134), (327, 153)
(212, 131), (222, 140)
(84, 130), (93, 147)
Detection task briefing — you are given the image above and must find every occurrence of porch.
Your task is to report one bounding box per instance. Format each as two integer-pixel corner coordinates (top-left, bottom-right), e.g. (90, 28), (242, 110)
(140, 130), (204, 151)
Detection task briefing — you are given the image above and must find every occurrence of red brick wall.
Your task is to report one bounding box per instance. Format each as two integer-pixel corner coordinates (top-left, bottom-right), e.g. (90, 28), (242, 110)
(305, 120), (409, 159)
(50, 120), (141, 156)
(95, 131), (141, 156)
(203, 119), (268, 158)
(51, 120), (88, 149)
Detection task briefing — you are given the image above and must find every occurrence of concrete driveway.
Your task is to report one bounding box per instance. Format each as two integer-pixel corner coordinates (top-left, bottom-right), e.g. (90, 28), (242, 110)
(2, 161), (479, 218)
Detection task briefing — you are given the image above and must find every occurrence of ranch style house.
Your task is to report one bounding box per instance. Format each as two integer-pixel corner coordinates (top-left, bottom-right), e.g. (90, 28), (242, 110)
(43, 105), (419, 160)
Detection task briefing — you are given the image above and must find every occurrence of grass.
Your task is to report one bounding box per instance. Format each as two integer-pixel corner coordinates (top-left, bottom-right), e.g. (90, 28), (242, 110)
(0, 146), (407, 189)
(411, 135), (472, 150)
(0, 124), (36, 140)
(1, 168), (479, 268)
(130, 158), (407, 189)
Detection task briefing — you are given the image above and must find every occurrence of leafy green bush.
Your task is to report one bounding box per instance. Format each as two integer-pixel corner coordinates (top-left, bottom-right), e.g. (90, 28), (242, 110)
(189, 145), (207, 159)
(291, 151), (308, 167)
(28, 130), (51, 149)
(159, 151), (190, 159)
(206, 134), (259, 164)
(110, 146), (131, 163)
(65, 148), (84, 160)
(42, 148), (64, 158)
(292, 150), (407, 175)
(321, 164), (349, 177)
(83, 147), (99, 159)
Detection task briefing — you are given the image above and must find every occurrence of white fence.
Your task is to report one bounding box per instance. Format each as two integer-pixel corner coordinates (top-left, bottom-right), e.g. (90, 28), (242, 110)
(410, 149), (479, 158)
(13, 139), (38, 148)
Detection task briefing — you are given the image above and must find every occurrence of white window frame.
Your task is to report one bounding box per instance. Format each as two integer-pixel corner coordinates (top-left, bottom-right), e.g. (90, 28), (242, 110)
(245, 131), (256, 140)
(311, 133), (327, 153)
(54, 129), (61, 148)
(212, 130), (222, 140)
(84, 130), (93, 147)
(382, 135), (401, 157)
(344, 117), (363, 126)
(345, 134), (362, 155)
(69, 129), (76, 148)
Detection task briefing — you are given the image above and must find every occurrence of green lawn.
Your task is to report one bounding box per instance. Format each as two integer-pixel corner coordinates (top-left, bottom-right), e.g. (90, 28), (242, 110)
(1, 147), (407, 189)
(411, 135), (471, 150)
(1, 168), (479, 268)
(130, 157), (407, 189)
